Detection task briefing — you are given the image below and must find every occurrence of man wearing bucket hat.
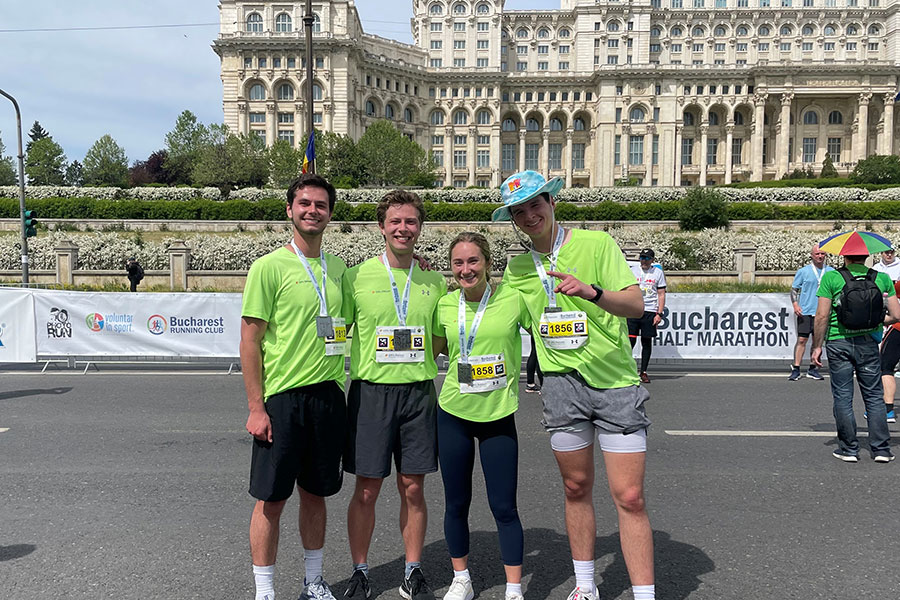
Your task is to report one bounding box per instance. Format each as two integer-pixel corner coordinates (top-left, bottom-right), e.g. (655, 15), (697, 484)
(496, 170), (655, 600)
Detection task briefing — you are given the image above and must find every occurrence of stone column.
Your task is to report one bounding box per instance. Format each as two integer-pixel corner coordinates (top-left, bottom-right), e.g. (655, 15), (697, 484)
(643, 125), (655, 187)
(168, 240), (191, 291)
(565, 129), (574, 187)
(776, 92), (793, 179)
(590, 129), (599, 186)
(674, 125), (683, 186)
(294, 102), (304, 148)
(856, 92), (871, 161)
(751, 93), (766, 181)
(491, 124), (501, 187)
(882, 94), (895, 156)
(468, 126), (477, 186)
(323, 103), (333, 132)
(518, 129), (526, 172)
(699, 124), (709, 186)
(55, 240), (79, 286)
(444, 126), (453, 185)
(266, 102), (277, 147)
(541, 130), (550, 179)
(734, 241), (758, 284)
(237, 102), (248, 135)
(724, 124), (734, 184)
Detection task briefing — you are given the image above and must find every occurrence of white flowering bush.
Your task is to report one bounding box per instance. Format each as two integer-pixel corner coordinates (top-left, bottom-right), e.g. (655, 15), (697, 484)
(122, 187), (224, 202)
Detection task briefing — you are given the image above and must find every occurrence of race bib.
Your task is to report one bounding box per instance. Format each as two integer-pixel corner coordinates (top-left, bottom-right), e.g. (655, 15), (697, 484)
(375, 325), (426, 363)
(324, 317), (346, 356)
(539, 310), (588, 350)
(639, 282), (655, 298)
(458, 353), (507, 394)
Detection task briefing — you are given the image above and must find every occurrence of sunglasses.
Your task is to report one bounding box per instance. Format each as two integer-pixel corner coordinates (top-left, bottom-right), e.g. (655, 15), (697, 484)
(639, 256), (652, 260)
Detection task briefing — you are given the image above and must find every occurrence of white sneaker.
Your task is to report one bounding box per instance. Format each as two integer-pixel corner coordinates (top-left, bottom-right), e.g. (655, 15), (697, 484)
(505, 592), (525, 600)
(442, 576), (474, 600)
(566, 585), (599, 600)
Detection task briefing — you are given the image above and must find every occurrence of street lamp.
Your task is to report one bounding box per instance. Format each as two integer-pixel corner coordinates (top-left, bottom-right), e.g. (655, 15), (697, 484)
(0, 87), (29, 284)
(302, 0), (316, 173)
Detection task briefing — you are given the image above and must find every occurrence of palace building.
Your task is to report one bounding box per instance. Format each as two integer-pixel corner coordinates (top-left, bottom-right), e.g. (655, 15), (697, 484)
(214, 0), (900, 186)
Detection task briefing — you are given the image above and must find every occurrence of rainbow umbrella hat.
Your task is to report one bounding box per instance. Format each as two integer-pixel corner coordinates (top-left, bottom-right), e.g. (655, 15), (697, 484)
(819, 231), (893, 256)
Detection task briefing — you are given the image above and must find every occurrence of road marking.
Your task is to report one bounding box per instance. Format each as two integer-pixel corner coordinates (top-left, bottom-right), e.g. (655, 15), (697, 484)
(666, 430), (844, 437)
(0, 428), (9, 433)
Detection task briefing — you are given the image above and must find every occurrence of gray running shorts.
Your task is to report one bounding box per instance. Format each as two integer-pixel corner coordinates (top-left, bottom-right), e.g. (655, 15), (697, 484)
(540, 371), (651, 435)
(345, 379), (438, 478)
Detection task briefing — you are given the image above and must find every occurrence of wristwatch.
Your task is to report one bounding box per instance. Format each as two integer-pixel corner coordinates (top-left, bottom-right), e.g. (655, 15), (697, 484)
(590, 284), (604, 303)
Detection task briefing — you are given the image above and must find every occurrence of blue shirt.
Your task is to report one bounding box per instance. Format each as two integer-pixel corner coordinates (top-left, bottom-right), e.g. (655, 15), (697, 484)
(792, 263), (834, 316)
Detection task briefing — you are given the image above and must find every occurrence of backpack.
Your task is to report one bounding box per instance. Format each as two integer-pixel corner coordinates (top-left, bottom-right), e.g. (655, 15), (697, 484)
(135, 264), (144, 281)
(835, 267), (885, 330)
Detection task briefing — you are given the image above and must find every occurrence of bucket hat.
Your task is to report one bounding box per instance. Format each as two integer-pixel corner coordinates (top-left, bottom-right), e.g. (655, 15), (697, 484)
(492, 170), (564, 222)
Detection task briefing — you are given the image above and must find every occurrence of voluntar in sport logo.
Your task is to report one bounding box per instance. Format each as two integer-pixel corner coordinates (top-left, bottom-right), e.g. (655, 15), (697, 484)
(85, 312), (134, 334)
(147, 315), (167, 336)
(85, 313), (105, 332)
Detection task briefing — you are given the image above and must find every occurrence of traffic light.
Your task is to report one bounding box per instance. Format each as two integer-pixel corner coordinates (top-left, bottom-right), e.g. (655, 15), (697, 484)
(24, 209), (38, 238)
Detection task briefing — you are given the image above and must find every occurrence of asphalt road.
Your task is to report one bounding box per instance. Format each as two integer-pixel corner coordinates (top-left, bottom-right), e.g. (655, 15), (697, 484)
(1, 369), (898, 599)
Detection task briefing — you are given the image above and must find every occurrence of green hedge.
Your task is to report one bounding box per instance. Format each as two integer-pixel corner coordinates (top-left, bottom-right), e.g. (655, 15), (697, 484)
(727, 178), (900, 191)
(4, 197), (900, 222)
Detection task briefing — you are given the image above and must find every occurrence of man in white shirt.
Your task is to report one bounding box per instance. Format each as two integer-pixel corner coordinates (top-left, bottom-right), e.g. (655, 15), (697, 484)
(872, 248), (900, 282)
(627, 248), (666, 383)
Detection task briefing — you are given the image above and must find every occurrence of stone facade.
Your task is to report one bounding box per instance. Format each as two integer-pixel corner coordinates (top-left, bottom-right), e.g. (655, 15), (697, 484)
(214, 0), (900, 186)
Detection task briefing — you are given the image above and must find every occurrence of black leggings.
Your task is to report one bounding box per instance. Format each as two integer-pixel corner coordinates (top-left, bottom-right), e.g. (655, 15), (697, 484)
(630, 336), (653, 373)
(526, 337), (543, 385)
(437, 407), (523, 566)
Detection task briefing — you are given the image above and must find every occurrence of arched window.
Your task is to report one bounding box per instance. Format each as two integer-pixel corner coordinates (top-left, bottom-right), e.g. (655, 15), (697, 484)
(734, 112), (744, 125)
(516, 28), (529, 38)
(803, 111), (818, 125)
(714, 26), (726, 37)
(366, 101), (376, 117)
(502, 118), (517, 131)
(671, 26), (683, 37)
(607, 22), (620, 32)
(275, 13), (292, 32)
(453, 110), (468, 125)
(476, 2), (490, 14)
(824, 25), (836, 35)
(651, 27), (661, 37)
(737, 25), (749, 36)
(708, 112), (719, 125)
(630, 107), (646, 123)
(249, 84), (265, 100)
(430, 110), (445, 125)
(802, 25), (814, 36)
(429, 3), (443, 15)
(538, 28), (550, 38)
(550, 118), (563, 130)
(780, 25), (792, 36)
(559, 28), (571, 38)
(311, 14), (321, 33)
(404, 107), (414, 123)
(453, 2), (467, 14)
(683, 112), (695, 125)
(312, 83), (323, 101)
(829, 110), (843, 125)
(758, 25), (771, 36)
(477, 110), (492, 125)
(277, 83), (294, 100)
(574, 118), (586, 131)
(246, 13), (263, 33)
(526, 118), (540, 131)
(692, 26), (704, 37)
(385, 104), (395, 120)
(869, 24), (881, 35)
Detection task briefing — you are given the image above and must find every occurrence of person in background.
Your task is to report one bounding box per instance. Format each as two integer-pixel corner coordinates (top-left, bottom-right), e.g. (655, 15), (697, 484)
(126, 257), (144, 292)
(525, 336), (543, 393)
(879, 278), (900, 424)
(627, 249), (666, 384)
(872, 247), (900, 282)
(788, 245), (832, 381)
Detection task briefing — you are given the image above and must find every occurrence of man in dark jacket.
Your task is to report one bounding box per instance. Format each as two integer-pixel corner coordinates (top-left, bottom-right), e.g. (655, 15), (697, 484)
(126, 257), (144, 292)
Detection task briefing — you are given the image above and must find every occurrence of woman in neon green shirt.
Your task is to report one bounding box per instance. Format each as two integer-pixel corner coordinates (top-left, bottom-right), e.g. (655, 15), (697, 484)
(432, 232), (532, 600)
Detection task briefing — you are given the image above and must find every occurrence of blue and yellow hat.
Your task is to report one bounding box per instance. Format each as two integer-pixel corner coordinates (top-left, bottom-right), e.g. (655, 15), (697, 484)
(491, 170), (564, 222)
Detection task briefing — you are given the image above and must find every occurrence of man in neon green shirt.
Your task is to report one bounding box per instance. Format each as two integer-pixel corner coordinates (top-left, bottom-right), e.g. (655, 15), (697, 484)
(241, 174), (346, 600)
(496, 170), (656, 600)
(341, 191), (446, 600)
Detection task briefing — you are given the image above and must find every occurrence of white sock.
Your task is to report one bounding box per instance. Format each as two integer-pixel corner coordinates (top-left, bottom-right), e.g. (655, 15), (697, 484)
(632, 584), (655, 599)
(506, 582), (523, 596)
(304, 548), (324, 583)
(573, 559), (595, 592)
(253, 564), (275, 600)
(454, 568), (471, 581)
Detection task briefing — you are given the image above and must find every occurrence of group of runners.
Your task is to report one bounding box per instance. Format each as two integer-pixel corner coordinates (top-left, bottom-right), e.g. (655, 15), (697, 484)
(239, 170), (657, 600)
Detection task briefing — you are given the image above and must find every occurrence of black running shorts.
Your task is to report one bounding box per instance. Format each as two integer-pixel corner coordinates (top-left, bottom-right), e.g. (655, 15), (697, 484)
(627, 311), (658, 338)
(881, 327), (900, 376)
(796, 314), (815, 339)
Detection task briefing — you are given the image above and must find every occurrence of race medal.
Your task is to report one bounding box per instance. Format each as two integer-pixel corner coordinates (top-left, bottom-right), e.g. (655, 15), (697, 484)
(457, 361), (473, 384)
(316, 315), (334, 338)
(459, 353), (507, 394)
(324, 317), (346, 356)
(538, 310), (588, 350)
(375, 325), (426, 363)
(393, 328), (412, 350)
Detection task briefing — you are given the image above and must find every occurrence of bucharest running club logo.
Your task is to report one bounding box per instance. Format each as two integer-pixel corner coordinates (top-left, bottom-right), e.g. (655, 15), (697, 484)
(147, 314), (167, 335)
(85, 312), (105, 332)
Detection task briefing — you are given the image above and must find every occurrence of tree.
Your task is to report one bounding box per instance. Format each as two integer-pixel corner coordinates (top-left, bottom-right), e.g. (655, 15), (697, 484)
(820, 155), (839, 178)
(129, 150), (174, 186)
(317, 131), (365, 188)
(267, 139), (303, 187)
(164, 110), (210, 184)
(26, 121), (49, 153)
(677, 187), (730, 231)
(65, 160), (84, 187)
(192, 126), (267, 191)
(83, 134), (129, 187)
(850, 154), (900, 184)
(356, 120), (435, 186)
(0, 134), (17, 185)
(25, 137), (67, 185)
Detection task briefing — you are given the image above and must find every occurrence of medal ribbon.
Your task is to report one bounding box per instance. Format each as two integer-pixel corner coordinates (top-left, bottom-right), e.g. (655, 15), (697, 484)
(291, 240), (328, 317)
(382, 252), (416, 326)
(458, 285), (492, 365)
(530, 225), (566, 308)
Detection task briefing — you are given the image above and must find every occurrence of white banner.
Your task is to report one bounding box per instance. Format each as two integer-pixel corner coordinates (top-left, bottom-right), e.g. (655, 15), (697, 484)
(638, 293), (796, 360)
(31, 290), (242, 358)
(0, 288), (37, 363)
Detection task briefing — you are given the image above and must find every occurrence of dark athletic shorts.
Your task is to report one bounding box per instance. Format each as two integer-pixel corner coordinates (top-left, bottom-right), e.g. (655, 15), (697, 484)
(627, 311), (658, 338)
(881, 327), (900, 375)
(796, 314), (815, 338)
(345, 379), (438, 478)
(249, 380), (346, 502)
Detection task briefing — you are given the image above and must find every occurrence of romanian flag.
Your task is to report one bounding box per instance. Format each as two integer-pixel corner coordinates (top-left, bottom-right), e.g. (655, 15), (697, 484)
(301, 132), (315, 174)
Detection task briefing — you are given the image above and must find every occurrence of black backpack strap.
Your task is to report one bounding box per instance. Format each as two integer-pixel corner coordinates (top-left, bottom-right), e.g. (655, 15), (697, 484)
(837, 267), (854, 285)
(865, 268), (878, 282)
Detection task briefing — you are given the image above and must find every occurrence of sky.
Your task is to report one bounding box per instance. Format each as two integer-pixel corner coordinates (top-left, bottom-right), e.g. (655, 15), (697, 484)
(0, 0), (552, 168)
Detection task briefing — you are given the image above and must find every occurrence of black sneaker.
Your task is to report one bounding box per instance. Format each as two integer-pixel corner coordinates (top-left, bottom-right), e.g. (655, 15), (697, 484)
(399, 567), (435, 600)
(344, 569), (371, 599)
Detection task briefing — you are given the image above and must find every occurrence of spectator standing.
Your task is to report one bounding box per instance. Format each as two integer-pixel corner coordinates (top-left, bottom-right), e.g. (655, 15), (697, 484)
(789, 245), (833, 381)
(627, 249), (666, 383)
(872, 248), (900, 281)
(811, 252), (900, 463)
(525, 336), (543, 393)
(126, 257), (144, 292)
(879, 279), (900, 424)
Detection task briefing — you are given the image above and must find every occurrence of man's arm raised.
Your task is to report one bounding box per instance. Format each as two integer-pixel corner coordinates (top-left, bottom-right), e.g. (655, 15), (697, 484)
(547, 270), (644, 318)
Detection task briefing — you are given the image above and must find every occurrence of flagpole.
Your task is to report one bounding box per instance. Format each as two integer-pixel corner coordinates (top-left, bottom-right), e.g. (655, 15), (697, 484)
(303, 0), (316, 173)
